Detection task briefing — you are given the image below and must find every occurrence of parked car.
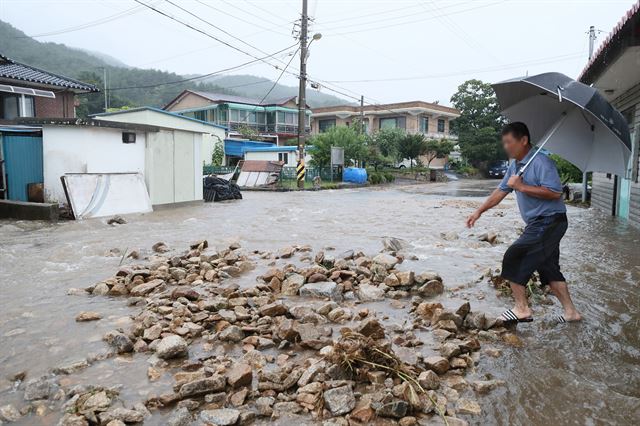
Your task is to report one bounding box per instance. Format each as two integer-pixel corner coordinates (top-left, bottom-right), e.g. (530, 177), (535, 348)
(488, 160), (509, 178)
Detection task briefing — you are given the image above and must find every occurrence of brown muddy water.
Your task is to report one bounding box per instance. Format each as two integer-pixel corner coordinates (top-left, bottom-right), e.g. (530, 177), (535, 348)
(0, 179), (638, 425)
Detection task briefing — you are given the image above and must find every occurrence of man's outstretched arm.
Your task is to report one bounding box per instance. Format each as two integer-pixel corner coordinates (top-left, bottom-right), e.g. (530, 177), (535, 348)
(466, 189), (509, 228)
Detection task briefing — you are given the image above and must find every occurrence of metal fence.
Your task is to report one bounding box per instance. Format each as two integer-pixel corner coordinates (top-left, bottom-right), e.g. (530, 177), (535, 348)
(203, 165), (236, 175)
(278, 166), (342, 189)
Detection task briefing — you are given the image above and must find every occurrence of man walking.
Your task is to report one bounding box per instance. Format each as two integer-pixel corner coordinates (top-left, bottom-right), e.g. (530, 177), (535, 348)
(466, 122), (581, 324)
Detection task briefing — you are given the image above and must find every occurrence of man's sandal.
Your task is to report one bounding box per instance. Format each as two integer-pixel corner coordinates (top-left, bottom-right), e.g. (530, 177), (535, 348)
(500, 309), (534, 324)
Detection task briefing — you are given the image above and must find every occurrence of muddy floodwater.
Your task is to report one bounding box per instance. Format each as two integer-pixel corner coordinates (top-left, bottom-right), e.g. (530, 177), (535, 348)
(1, 179), (639, 425)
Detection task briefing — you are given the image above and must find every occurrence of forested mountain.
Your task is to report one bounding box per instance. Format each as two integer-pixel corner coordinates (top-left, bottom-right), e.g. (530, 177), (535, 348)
(0, 21), (348, 116)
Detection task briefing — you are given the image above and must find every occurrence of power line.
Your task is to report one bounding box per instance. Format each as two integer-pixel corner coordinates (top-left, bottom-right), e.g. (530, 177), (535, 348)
(241, 0), (294, 24)
(321, 1), (506, 36)
(16, 2), (152, 38)
(133, 0), (288, 66)
(322, 51), (585, 84)
(193, 0), (290, 37)
(109, 44), (297, 91)
(221, 0), (293, 28)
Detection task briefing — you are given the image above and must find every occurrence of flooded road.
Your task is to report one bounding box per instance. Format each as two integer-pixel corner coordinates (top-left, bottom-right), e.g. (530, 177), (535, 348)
(0, 179), (638, 425)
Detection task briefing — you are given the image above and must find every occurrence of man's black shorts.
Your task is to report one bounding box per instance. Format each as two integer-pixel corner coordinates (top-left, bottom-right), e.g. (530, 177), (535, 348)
(501, 213), (567, 286)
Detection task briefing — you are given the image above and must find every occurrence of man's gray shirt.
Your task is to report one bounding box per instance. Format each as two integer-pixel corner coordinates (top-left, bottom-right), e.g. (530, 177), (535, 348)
(498, 149), (566, 224)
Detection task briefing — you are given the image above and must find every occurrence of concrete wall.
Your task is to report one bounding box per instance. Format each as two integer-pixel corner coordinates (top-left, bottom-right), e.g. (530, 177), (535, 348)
(166, 93), (212, 111)
(42, 126), (146, 203)
(245, 150), (297, 167)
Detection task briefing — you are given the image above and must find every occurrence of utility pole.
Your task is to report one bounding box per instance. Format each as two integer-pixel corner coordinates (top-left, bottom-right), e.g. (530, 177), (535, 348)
(588, 25), (596, 60)
(582, 25), (598, 202)
(296, 0), (309, 189)
(102, 67), (108, 112)
(360, 95), (365, 134)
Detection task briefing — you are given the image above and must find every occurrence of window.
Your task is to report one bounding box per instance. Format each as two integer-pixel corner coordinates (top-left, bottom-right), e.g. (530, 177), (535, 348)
(379, 116), (406, 130)
(420, 116), (429, 132)
(0, 94), (34, 119)
(229, 109), (239, 122)
(194, 110), (206, 121)
(437, 118), (446, 133)
(256, 111), (266, 124)
(278, 152), (289, 164)
(318, 118), (336, 133)
(277, 111), (286, 123)
(285, 112), (296, 125)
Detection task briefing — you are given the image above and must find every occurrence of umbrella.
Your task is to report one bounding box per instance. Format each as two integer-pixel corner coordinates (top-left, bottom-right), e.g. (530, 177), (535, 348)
(492, 72), (632, 176)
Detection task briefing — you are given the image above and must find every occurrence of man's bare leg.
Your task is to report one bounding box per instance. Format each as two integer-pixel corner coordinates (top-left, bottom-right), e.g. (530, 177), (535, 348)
(510, 282), (533, 319)
(548, 281), (582, 321)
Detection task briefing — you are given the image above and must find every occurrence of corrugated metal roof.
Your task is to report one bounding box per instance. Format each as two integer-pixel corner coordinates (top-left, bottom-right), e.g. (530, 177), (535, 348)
(224, 139), (275, 157)
(0, 54), (99, 92)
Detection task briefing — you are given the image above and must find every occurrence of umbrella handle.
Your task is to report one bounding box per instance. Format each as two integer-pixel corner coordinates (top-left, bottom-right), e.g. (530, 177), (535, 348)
(517, 112), (567, 176)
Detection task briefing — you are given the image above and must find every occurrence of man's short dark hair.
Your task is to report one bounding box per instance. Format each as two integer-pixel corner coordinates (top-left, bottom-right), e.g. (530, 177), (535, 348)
(502, 122), (531, 145)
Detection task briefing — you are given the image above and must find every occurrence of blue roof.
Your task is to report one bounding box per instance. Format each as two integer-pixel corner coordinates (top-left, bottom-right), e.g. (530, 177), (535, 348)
(91, 106), (227, 130)
(224, 139), (277, 157)
(243, 146), (298, 153)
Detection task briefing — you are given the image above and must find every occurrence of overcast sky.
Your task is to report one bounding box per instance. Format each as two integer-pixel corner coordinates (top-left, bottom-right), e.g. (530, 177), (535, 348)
(0, 0), (635, 106)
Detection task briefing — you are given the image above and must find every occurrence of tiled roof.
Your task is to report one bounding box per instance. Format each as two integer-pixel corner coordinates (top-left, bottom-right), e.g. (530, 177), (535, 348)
(0, 54), (99, 92)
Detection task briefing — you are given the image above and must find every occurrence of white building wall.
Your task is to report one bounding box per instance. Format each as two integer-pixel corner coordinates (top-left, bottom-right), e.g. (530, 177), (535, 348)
(42, 126), (145, 203)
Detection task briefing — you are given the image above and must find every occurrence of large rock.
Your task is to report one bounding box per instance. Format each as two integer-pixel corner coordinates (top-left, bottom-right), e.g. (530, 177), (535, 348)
(219, 325), (244, 342)
(166, 407), (193, 426)
(299, 282), (342, 301)
(179, 376), (226, 398)
(281, 273), (305, 295)
(356, 283), (385, 301)
(0, 404), (21, 422)
(226, 363), (252, 388)
(75, 311), (102, 322)
(323, 385), (355, 415)
(424, 356), (450, 375)
(103, 331), (134, 354)
(418, 370), (440, 390)
(199, 408), (240, 425)
(415, 271), (442, 285)
(156, 335), (188, 359)
(396, 271), (415, 286)
(418, 280), (444, 298)
(259, 302), (288, 317)
(130, 279), (164, 296)
(372, 253), (399, 269)
(376, 400), (408, 418)
(456, 398), (481, 415)
(99, 408), (144, 424)
(357, 319), (385, 340)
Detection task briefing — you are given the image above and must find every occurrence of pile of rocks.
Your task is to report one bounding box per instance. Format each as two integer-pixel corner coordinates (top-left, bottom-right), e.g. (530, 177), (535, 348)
(9, 240), (518, 425)
(260, 249), (445, 303)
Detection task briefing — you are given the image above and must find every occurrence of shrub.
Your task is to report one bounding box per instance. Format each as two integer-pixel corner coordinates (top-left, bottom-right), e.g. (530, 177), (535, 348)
(384, 173), (395, 182)
(369, 173), (383, 184)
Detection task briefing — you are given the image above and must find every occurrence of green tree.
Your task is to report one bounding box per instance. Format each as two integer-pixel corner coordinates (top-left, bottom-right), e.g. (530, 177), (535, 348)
(210, 139), (224, 166)
(423, 139), (454, 167)
(398, 133), (427, 168)
(308, 126), (367, 168)
(368, 128), (405, 162)
(450, 79), (506, 167)
(550, 154), (582, 182)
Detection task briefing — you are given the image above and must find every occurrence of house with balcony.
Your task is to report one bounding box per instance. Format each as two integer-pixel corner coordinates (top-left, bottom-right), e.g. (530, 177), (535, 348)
(311, 100), (460, 167)
(163, 90), (311, 144)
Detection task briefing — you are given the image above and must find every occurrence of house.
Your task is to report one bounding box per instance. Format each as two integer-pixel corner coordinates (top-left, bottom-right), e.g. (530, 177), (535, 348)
(311, 101), (460, 137)
(10, 108), (224, 214)
(163, 89), (312, 144)
(311, 100), (460, 167)
(91, 106), (227, 169)
(579, 1), (640, 228)
(0, 54), (98, 121)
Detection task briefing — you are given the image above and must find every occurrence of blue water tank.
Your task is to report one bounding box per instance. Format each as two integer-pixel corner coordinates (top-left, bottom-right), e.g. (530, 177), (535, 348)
(343, 167), (368, 184)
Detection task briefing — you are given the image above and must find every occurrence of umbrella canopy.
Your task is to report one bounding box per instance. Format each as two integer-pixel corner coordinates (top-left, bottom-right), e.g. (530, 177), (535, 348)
(492, 72), (631, 176)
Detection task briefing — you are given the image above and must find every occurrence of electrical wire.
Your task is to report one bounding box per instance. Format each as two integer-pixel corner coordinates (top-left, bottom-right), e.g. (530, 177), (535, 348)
(108, 44), (297, 91)
(193, 0), (290, 37)
(16, 2), (153, 38)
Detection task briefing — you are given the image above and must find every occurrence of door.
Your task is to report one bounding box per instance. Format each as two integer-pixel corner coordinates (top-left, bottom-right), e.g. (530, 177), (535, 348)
(616, 116), (636, 219)
(1, 134), (43, 201)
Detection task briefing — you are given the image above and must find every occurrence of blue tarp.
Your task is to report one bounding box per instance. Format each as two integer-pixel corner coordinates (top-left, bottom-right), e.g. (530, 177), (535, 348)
(224, 139), (276, 157)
